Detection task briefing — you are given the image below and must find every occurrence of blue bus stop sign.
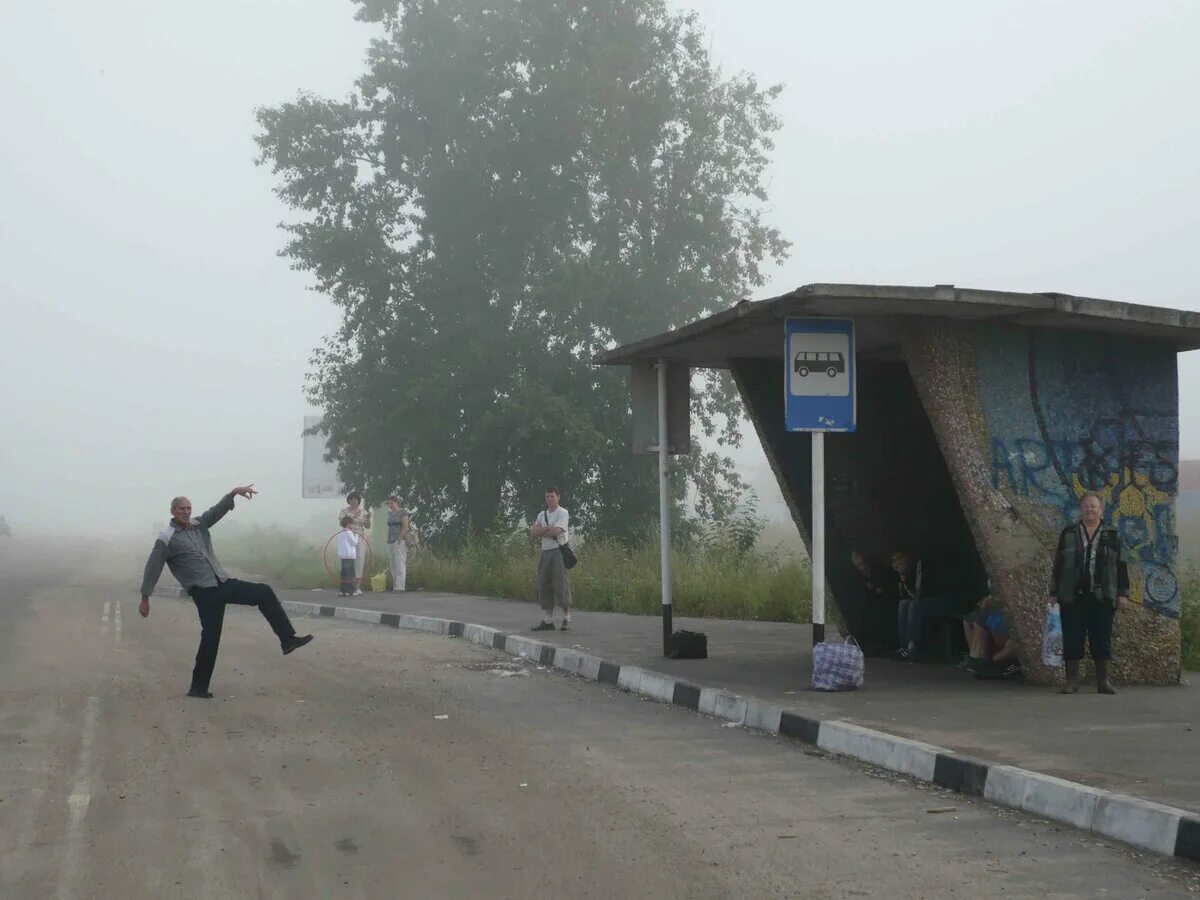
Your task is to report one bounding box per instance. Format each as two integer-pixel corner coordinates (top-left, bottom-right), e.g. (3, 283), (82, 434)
(784, 317), (856, 432)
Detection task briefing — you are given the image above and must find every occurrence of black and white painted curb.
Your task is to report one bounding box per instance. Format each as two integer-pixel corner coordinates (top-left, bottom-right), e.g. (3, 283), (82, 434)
(281, 598), (1200, 865)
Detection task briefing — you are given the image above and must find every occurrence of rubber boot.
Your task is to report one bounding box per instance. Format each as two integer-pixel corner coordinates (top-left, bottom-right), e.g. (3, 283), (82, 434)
(1060, 660), (1080, 694)
(1096, 659), (1116, 694)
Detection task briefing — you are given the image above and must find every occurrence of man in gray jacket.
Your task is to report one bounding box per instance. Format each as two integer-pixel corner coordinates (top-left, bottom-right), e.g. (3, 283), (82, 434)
(139, 484), (312, 698)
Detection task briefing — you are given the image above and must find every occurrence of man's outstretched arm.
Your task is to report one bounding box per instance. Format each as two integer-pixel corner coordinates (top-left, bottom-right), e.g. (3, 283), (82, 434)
(139, 540), (168, 617)
(195, 484), (257, 529)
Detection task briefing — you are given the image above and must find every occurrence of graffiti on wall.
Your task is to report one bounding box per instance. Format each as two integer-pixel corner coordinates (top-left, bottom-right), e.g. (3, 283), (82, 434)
(977, 329), (1180, 618)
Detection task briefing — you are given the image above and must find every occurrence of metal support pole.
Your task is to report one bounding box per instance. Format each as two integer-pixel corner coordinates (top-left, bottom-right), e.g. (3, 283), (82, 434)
(657, 359), (673, 656)
(812, 431), (825, 646)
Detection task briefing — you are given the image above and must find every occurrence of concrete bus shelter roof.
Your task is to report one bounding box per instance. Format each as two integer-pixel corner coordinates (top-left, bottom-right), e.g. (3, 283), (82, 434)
(595, 283), (1200, 368)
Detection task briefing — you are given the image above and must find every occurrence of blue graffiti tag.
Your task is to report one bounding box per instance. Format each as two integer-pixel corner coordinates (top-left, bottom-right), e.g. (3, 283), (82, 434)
(990, 433), (1180, 617)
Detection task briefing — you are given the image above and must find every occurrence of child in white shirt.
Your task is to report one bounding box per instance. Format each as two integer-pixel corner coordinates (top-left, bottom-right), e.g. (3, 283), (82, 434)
(337, 517), (359, 596)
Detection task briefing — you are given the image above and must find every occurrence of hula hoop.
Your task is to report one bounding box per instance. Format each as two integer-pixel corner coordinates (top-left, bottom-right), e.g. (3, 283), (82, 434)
(323, 531), (376, 583)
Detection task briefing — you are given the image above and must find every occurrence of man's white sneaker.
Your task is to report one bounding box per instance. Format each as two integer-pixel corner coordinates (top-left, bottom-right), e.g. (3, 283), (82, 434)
(352, 589), (364, 596)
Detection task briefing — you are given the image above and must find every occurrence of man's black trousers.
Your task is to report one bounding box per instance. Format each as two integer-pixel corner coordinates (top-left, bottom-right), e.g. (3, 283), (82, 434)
(1060, 597), (1115, 662)
(189, 579), (296, 692)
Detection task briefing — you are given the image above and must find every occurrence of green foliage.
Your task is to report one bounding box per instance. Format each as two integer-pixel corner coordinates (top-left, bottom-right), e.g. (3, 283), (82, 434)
(219, 524), (329, 589)
(1182, 569), (1200, 672)
(255, 0), (788, 544)
(697, 491), (763, 561)
(223, 523), (811, 622)
(417, 535), (810, 622)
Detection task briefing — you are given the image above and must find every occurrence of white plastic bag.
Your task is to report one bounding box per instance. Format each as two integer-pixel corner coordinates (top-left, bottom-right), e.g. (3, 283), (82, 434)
(1042, 603), (1064, 668)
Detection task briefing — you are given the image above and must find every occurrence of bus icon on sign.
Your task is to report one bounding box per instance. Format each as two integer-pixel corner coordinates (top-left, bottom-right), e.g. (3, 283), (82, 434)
(785, 317), (854, 429)
(794, 351), (845, 378)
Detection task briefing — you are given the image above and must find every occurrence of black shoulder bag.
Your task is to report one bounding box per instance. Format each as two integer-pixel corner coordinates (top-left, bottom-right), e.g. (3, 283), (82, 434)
(546, 509), (578, 569)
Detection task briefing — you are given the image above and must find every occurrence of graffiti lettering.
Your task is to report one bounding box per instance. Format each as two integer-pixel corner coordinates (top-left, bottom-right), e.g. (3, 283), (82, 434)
(991, 435), (1178, 497)
(990, 431), (1180, 618)
(975, 328), (1181, 623)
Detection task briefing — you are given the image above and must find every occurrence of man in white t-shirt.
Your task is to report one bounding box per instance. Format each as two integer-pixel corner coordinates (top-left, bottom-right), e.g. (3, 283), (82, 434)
(530, 486), (571, 631)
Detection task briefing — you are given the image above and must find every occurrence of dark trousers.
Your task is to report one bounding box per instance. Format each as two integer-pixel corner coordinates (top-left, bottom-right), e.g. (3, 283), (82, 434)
(189, 579), (296, 691)
(850, 590), (898, 655)
(1060, 598), (1115, 662)
(897, 595), (954, 651)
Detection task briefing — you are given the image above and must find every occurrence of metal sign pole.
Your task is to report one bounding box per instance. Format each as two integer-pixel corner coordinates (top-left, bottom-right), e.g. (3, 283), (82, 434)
(784, 317), (853, 656)
(811, 431), (825, 646)
(657, 359), (673, 656)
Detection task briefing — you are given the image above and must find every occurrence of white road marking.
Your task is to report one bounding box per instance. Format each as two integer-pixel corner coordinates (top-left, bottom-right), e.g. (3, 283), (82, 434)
(56, 695), (99, 900)
(101, 601), (110, 635)
(113, 601), (122, 648)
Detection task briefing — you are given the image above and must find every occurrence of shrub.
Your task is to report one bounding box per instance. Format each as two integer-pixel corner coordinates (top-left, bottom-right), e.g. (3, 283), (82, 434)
(221, 521), (812, 623)
(408, 531), (812, 622)
(219, 524), (329, 589)
(1181, 568), (1200, 672)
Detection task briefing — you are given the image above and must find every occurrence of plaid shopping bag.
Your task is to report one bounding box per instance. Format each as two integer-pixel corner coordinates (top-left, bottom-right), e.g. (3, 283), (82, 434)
(812, 637), (865, 691)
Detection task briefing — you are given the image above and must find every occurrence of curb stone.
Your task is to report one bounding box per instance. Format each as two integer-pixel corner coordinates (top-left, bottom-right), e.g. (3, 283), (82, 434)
(281, 598), (1200, 864)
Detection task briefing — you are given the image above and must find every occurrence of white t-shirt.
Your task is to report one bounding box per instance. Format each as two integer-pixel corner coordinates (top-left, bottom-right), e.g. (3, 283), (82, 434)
(337, 528), (359, 560)
(539, 507), (569, 551)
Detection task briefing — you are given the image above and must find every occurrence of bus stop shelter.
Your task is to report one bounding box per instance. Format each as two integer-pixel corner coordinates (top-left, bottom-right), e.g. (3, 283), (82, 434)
(597, 283), (1200, 685)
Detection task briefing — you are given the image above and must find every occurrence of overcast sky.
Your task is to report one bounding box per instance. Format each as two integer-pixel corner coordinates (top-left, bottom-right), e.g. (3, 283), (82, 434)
(2, 0), (1198, 533)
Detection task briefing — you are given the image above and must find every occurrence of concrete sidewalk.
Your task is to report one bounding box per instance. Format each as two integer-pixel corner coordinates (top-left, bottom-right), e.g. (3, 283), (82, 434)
(278, 587), (1199, 816)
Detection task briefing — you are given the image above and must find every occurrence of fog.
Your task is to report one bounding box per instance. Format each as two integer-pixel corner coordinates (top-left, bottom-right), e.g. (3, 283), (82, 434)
(3, 0), (1199, 534)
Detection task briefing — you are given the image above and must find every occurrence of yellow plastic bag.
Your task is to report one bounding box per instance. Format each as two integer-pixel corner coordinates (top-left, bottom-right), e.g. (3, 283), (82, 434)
(370, 572), (388, 593)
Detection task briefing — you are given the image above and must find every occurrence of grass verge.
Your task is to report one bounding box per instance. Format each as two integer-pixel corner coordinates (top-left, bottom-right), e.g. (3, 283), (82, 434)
(1182, 569), (1200, 671)
(220, 524), (812, 623)
(409, 530), (812, 622)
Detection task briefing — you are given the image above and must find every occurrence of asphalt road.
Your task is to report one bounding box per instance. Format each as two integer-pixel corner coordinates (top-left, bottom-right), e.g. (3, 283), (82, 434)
(2, 540), (1198, 899)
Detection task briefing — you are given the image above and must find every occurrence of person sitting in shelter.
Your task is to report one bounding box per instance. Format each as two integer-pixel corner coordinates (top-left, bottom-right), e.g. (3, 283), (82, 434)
(959, 576), (996, 668)
(891, 548), (954, 660)
(962, 593), (1021, 679)
(849, 549), (896, 656)
(961, 592), (991, 668)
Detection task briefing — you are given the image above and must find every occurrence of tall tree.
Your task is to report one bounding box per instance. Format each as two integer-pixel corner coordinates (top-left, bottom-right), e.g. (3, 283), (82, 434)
(257, 0), (788, 541)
